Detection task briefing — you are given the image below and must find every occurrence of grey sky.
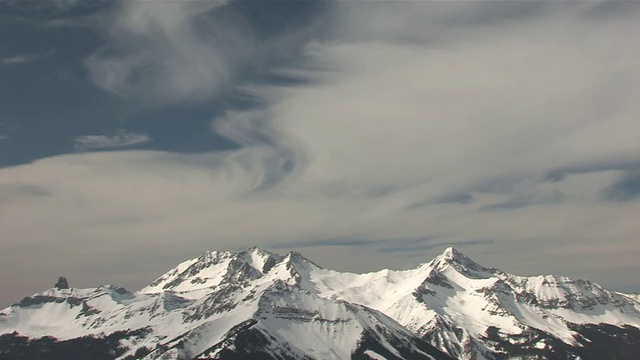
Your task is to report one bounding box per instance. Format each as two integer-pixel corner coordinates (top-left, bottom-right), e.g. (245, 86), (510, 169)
(0, 1), (639, 307)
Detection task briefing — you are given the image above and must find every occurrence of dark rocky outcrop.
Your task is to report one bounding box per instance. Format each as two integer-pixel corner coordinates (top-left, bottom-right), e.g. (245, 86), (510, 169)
(54, 277), (69, 290)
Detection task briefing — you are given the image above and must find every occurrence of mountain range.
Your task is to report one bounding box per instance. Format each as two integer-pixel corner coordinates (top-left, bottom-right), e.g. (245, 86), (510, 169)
(1, 247), (639, 360)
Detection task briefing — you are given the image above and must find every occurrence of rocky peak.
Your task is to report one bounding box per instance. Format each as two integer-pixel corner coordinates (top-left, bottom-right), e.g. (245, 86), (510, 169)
(431, 247), (492, 279)
(235, 247), (282, 274)
(284, 251), (321, 271)
(440, 247), (470, 263)
(54, 276), (69, 290)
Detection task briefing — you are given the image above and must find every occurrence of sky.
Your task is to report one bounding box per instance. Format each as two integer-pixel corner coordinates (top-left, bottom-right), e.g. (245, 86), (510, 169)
(0, 0), (639, 308)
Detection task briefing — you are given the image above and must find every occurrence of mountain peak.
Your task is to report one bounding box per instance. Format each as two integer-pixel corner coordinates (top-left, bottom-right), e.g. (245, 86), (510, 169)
(438, 247), (473, 264)
(54, 276), (69, 290)
(245, 246), (264, 254)
(442, 247), (462, 259)
(4, 247), (640, 360)
(431, 247), (491, 277)
(236, 247), (282, 273)
(284, 250), (321, 270)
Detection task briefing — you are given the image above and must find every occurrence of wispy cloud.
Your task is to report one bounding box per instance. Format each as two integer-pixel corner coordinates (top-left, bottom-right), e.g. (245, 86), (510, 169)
(0, 183), (50, 204)
(84, 0), (329, 107)
(85, 0), (236, 104)
(1, 1), (639, 304)
(0, 50), (54, 65)
(73, 130), (150, 151)
(271, 237), (377, 250)
(375, 239), (495, 257)
(407, 193), (475, 210)
(545, 158), (640, 182)
(604, 171), (640, 202)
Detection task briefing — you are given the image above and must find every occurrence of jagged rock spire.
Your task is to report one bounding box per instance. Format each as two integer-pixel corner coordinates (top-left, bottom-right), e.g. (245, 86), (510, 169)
(55, 276), (69, 289)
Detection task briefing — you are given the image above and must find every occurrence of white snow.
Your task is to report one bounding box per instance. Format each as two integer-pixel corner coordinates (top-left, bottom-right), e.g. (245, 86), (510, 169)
(2, 247), (640, 360)
(364, 350), (388, 360)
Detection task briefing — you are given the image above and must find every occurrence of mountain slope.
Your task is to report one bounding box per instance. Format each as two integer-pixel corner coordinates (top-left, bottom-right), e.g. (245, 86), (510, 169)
(302, 247), (640, 359)
(0, 248), (451, 360)
(1, 247), (639, 360)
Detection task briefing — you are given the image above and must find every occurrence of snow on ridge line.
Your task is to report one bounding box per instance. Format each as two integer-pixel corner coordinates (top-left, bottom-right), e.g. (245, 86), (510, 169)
(121, 246), (640, 341)
(139, 247), (327, 295)
(2, 246), (640, 360)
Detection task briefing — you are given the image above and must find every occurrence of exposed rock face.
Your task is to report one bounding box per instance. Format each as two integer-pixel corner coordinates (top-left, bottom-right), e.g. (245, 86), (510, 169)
(54, 277), (69, 290)
(0, 247), (639, 360)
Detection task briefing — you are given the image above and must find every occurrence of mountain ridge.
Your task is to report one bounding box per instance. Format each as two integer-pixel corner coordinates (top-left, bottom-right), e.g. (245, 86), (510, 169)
(1, 247), (639, 360)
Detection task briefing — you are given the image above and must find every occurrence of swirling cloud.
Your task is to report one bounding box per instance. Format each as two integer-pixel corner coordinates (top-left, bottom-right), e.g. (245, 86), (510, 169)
(1, 1), (639, 306)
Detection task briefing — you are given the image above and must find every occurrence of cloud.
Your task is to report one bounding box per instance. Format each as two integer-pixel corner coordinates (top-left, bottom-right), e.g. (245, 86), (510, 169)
(84, 0), (242, 104)
(271, 236), (485, 258)
(1, 1), (640, 305)
(0, 50), (54, 65)
(374, 239), (495, 257)
(0, 183), (50, 204)
(73, 130), (150, 151)
(83, 0), (327, 107)
(543, 159), (640, 202)
(407, 193), (475, 209)
(545, 158), (640, 182)
(270, 238), (377, 250)
(604, 171), (640, 202)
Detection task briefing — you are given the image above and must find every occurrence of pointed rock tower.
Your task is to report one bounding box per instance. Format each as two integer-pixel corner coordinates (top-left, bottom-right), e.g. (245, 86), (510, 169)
(54, 276), (69, 289)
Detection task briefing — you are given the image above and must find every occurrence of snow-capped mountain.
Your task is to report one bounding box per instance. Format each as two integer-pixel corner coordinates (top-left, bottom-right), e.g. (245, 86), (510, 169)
(305, 247), (640, 359)
(1, 247), (639, 360)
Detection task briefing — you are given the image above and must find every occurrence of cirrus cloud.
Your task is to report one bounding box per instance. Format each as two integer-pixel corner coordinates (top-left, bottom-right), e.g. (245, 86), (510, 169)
(73, 130), (150, 151)
(1, 1), (639, 306)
